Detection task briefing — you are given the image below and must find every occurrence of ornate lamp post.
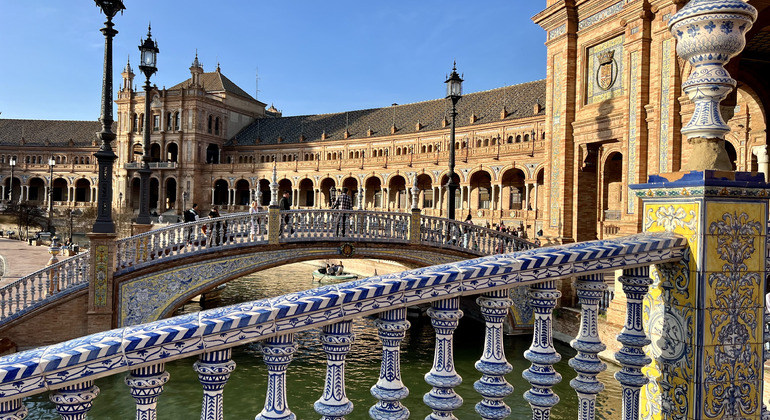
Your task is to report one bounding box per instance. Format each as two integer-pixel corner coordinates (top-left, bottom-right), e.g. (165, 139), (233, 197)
(48, 156), (56, 214)
(444, 62), (463, 220)
(8, 157), (15, 203)
(136, 24), (159, 225)
(92, 0), (125, 234)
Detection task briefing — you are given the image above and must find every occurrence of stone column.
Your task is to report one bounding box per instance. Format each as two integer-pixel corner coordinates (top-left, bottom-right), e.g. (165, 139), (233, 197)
(631, 170), (769, 419)
(753, 145), (769, 182)
(210, 188), (215, 205)
(86, 233), (118, 333)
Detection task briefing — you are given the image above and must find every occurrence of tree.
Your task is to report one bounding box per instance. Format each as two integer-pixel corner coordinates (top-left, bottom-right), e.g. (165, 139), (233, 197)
(5, 203), (46, 241)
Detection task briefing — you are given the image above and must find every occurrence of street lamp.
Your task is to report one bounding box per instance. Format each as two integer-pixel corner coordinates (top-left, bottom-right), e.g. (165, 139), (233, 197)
(8, 157), (15, 203)
(136, 24), (159, 225)
(92, 0), (125, 234)
(48, 156), (55, 214)
(444, 62), (463, 220)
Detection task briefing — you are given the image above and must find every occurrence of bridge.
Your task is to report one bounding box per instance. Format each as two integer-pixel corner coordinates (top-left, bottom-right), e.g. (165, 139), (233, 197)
(0, 209), (533, 347)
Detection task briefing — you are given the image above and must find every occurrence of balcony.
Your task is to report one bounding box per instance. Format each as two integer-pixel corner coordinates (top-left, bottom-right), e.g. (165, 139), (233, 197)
(124, 161), (178, 170)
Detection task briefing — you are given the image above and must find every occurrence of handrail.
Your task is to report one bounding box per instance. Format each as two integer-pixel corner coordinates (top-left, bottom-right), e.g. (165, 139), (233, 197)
(0, 232), (686, 416)
(0, 252), (90, 323)
(113, 209), (531, 275)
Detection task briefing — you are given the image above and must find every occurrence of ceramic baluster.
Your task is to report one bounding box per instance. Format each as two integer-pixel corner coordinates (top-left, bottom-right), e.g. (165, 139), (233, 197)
(614, 266), (652, 420)
(474, 289), (514, 419)
(314, 320), (355, 419)
(0, 399), (27, 419)
(194, 349), (236, 420)
(256, 334), (297, 420)
(49, 380), (100, 420)
(424, 297), (464, 419)
(569, 274), (607, 420)
(523, 280), (562, 419)
(124, 363), (170, 420)
(370, 307), (411, 420)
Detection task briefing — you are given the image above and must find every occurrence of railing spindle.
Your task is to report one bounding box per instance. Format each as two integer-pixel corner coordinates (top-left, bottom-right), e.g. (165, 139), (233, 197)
(474, 289), (514, 419)
(256, 333), (297, 420)
(0, 398), (27, 419)
(614, 266), (652, 420)
(424, 297), (464, 419)
(125, 363), (169, 420)
(370, 307), (410, 419)
(523, 280), (562, 419)
(49, 380), (100, 420)
(314, 320), (355, 419)
(570, 274), (607, 420)
(194, 349), (236, 420)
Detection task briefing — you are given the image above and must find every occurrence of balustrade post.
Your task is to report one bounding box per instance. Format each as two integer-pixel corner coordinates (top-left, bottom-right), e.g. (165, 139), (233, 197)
(424, 297), (463, 419)
(409, 208), (421, 244)
(314, 320), (355, 420)
(194, 349), (237, 420)
(86, 232), (117, 334)
(523, 280), (562, 419)
(370, 307), (411, 420)
(125, 363), (170, 420)
(614, 266), (651, 420)
(267, 206), (280, 245)
(49, 380), (100, 420)
(474, 289), (514, 419)
(256, 333), (297, 420)
(0, 399), (27, 419)
(569, 274), (607, 420)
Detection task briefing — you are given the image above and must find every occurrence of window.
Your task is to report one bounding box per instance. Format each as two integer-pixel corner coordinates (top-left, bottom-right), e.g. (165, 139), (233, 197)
(524, 134), (530, 142)
(208, 116), (213, 134)
(132, 114), (139, 132)
(215, 117), (220, 136)
(153, 115), (160, 132)
(175, 112), (181, 131)
(423, 190), (433, 208)
(478, 187), (490, 209)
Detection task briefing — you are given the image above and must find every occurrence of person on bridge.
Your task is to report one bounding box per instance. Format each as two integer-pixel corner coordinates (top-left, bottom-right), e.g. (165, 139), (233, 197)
(333, 187), (352, 236)
(184, 203), (199, 243)
(279, 191), (292, 234)
(249, 200), (262, 240)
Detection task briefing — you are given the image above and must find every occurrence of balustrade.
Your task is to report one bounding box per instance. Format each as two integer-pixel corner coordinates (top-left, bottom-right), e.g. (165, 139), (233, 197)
(0, 232), (690, 419)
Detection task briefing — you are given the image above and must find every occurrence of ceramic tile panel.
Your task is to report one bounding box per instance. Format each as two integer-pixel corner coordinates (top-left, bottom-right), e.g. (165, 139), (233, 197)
(43, 355), (126, 389)
(39, 329), (125, 374)
(701, 379), (762, 419)
(201, 322), (276, 350)
(273, 306), (344, 333)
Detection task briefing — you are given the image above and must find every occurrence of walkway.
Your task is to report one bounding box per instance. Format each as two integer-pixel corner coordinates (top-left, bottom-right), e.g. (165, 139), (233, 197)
(0, 239), (55, 287)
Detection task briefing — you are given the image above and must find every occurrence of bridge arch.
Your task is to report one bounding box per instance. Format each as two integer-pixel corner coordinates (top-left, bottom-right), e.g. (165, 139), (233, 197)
(116, 241), (477, 326)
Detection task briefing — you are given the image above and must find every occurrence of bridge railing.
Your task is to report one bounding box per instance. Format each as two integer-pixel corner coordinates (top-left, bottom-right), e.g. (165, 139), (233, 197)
(279, 209), (411, 242)
(0, 232), (689, 419)
(113, 209), (528, 275)
(419, 215), (534, 254)
(0, 252), (90, 323)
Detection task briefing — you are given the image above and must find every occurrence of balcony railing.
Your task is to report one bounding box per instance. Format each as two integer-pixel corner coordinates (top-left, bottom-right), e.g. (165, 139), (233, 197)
(124, 161), (178, 170)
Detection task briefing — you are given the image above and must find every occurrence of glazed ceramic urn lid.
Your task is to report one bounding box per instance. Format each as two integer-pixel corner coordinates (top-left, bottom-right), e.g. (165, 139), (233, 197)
(669, 0), (757, 26)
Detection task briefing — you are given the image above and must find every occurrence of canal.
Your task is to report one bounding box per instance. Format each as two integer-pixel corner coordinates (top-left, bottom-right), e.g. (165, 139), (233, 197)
(25, 262), (622, 418)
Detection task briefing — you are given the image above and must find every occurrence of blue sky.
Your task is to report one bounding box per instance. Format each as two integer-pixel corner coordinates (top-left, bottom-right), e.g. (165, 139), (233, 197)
(0, 1), (547, 120)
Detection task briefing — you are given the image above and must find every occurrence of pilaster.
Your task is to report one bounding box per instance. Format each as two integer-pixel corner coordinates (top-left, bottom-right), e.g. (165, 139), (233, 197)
(86, 233), (117, 334)
(631, 170), (769, 420)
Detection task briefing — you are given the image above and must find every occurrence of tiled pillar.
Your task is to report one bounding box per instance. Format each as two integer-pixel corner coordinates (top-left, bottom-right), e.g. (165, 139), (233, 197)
(86, 232), (118, 333)
(631, 170), (769, 419)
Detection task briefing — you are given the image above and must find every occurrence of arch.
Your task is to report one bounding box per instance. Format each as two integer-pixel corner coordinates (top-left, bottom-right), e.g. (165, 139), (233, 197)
(725, 141), (738, 171)
(258, 179), (271, 206)
(500, 168), (527, 211)
(206, 144), (219, 164)
(468, 170), (493, 210)
(165, 178), (177, 212)
(166, 143), (179, 163)
(416, 173), (434, 209)
(364, 176), (383, 209)
(387, 175), (407, 210)
(150, 144), (161, 162)
(235, 179), (250, 206)
(28, 177), (45, 203)
(298, 178), (315, 207)
(213, 179), (229, 206)
(524, 133), (530, 142)
(74, 179), (92, 203)
(52, 178), (68, 202)
(130, 177), (141, 210)
(602, 152), (624, 222)
(319, 177), (337, 207)
(515, 135), (522, 143)
(132, 143), (143, 162)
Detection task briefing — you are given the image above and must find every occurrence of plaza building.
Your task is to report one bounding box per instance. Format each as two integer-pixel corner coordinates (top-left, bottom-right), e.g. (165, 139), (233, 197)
(0, 0), (769, 246)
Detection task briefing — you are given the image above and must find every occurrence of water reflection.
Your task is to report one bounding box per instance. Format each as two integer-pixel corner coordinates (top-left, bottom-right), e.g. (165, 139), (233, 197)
(25, 262), (622, 418)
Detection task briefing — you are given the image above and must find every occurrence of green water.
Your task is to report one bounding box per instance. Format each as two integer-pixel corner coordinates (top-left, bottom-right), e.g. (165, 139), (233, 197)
(24, 263), (622, 419)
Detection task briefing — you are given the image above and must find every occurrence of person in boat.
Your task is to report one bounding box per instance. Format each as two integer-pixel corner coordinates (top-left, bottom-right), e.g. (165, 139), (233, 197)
(338, 261), (344, 275)
(330, 263), (339, 276)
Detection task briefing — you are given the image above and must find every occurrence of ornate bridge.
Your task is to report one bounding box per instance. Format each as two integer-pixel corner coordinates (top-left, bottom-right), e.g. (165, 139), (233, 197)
(0, 209), (532, 344)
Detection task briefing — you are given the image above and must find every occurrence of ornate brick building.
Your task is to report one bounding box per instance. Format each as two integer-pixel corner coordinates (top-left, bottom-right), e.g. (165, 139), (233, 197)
(1, 0), (768, 244)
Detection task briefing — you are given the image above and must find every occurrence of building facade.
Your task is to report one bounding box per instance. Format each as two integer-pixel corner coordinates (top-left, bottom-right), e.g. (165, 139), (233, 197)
(0, 0), (768, 244)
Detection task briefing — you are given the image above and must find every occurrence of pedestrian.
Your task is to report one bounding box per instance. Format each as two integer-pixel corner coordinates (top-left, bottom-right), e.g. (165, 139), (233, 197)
(334, 187), (352, 236)
(279, 191), (292, 234)
(249, 200), (261, 240)
(183, 203), (199, 243)
(207, 206), (223, 246)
